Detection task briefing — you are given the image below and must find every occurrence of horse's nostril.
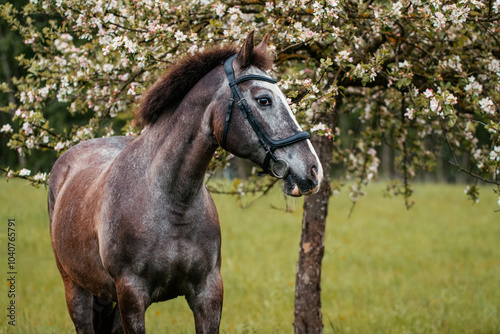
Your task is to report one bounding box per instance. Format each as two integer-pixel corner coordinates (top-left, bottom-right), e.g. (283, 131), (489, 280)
(311, 166), (319, 185)
(311, 166), (318, 179)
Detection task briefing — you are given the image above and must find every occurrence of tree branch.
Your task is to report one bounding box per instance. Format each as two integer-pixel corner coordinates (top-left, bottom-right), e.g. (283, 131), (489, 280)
(442, 124), (500, 186)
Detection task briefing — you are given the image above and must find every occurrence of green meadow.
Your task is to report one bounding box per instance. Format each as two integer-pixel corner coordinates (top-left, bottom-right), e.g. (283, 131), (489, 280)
(0, 178), (499, 333)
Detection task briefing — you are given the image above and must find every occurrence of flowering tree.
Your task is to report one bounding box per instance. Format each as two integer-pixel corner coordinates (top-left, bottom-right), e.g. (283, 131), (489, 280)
(1, 0), (500, 332)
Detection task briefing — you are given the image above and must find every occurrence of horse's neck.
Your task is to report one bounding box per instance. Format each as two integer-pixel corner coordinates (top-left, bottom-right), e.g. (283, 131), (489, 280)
(140, 101), (218, 208)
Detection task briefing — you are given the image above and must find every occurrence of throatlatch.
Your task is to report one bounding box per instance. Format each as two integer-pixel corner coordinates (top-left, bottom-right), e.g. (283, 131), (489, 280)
(222, 54), (311, 179)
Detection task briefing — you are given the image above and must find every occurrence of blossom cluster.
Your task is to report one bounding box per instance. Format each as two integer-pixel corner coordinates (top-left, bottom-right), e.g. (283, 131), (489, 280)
(0, 0), (498, 205)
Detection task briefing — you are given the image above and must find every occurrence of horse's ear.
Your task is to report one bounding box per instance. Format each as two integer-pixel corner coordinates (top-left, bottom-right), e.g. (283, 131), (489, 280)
(255, 33), (269, 53)
(236, 31), (254, 68)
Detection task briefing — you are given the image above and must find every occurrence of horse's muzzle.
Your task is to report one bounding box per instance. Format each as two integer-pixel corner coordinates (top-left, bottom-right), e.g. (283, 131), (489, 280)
(285, 167), (321, 197)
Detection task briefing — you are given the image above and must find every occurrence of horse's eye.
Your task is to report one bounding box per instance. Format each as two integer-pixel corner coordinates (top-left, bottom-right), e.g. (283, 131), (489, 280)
(257, 97), (272, 106)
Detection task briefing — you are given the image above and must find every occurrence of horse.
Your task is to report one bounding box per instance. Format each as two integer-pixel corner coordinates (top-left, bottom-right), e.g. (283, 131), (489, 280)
(47, 31), (323, 334)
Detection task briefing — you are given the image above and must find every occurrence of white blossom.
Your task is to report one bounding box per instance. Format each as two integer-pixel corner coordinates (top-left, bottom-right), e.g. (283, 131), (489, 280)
(391, 1), (404, 18)
(443, 56), (463, 72)
(335, 50), (353, 64)
(488, 58), (500, 76)
(479, 97), (496, 115)
(490, 146), (500, 161)
(102, 63), (114, 73)
(25, 138), (35, 149)
(33, 172), (47, 182)
(187, 44), (198, 55)
(19, 168), (31, 176)
(464, 76), (483, 95)
(445, 93), (457, 105)
(405, 108), (415, 120)
(123, 38), (138, 53)
(494, 0), (500, 13)
(54, 142), (66, 151)
(1, 124), (13, 133)
(22, 122), (33, 135)
(174, 30), (187, 42)
(430, 97), (441, 113)
(432, 12), (446, 29)
(423, 89), (433, 98)
(398, 60), (411, 69)
(311, 123), (327, 132)
(212, 3), (226, 16)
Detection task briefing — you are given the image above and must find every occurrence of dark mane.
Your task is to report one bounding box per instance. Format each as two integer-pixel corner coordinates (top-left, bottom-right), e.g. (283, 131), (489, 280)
(134, 44), (274, 125)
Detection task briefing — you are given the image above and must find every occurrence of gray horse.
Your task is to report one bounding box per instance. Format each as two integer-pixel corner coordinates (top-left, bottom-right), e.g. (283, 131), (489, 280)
(48, 32), (323, 334)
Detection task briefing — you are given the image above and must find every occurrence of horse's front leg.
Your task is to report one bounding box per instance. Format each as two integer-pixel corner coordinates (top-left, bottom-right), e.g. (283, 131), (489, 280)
(187, 270), (224, 334)
(115, 277), (149, 334)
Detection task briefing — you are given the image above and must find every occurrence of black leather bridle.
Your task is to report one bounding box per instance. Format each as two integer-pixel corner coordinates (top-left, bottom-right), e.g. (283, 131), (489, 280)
(222, 54), (311, 179)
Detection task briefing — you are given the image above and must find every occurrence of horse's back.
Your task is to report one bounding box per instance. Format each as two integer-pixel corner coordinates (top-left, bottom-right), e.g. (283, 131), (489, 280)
(48, 136), (134, 222)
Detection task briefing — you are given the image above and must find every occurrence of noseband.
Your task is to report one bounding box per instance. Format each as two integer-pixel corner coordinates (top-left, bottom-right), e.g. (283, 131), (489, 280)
(222, 54), (311, 179)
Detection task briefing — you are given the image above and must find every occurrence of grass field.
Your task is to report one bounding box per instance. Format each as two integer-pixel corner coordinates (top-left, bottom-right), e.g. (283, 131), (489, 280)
(0, 178), (499, 333)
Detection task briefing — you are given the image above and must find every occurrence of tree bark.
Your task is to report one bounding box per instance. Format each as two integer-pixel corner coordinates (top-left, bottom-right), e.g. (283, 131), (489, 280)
(294, 105), (337, 334)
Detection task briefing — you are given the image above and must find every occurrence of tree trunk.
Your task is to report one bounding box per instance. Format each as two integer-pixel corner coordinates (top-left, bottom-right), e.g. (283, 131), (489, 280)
(294, 105), (337, 333)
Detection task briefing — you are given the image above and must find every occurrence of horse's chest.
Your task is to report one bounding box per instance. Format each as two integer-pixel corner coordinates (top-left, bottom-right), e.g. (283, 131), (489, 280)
(135, 225), (220, 301)
(101, 207), (221, 299)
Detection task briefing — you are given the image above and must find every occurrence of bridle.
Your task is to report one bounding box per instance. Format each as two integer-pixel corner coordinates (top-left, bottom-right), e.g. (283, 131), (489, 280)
(222, 54), (311, 179)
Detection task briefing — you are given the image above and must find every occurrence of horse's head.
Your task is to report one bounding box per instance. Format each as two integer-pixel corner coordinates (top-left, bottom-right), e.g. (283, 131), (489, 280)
(214, 32), (323, 197)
